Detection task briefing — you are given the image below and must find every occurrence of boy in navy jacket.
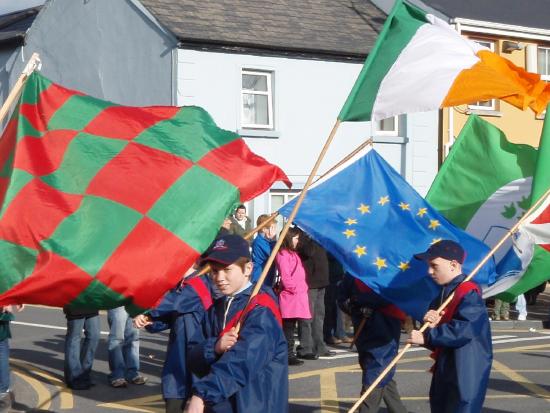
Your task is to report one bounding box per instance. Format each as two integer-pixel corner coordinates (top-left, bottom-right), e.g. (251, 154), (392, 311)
(408, 240), (492, 413)
(338, 274), (407, 413)
(185, 234), (288, 413)
(134, 271), (214, 413)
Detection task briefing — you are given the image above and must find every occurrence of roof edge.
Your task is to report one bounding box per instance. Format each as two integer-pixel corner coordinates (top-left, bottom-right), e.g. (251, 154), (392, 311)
(454, 17), (550, 41)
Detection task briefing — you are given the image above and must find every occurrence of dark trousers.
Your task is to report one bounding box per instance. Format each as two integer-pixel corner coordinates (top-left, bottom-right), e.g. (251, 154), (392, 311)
(298, 288), (328, 356)
(165, 398), (185, 413)
(283, 319), (298, 356)
(360, 380), (407, 413)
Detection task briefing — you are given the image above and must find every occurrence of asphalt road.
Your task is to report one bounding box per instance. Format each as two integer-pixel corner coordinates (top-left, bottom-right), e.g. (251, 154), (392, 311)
(6, 301), (550, 413)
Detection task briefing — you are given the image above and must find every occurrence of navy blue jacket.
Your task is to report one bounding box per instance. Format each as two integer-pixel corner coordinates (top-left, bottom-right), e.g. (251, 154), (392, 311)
(188, 285), (289, 413)
(251, 234), (276, 286)
(424, 274), (492, 413)
(338, 274), (404, 387)
(146, 276), (213, 400)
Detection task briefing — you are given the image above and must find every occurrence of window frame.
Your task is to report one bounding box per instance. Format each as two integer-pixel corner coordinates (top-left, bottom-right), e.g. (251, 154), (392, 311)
(537, 46), (550, 81)
(269, 190), (300, 232)
(468, 38), (497, 111)
(241, 69), (274, 130)
(376, 116), (399, 136)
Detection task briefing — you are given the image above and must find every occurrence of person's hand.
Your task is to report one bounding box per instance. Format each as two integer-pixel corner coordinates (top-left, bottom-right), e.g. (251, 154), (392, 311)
(133, 314), (152, 329)
(14, 304), (24, 312)
(215, 327), (238, 354)
(407, 330), (425, 345)
(1, 306), (12, 313)
(423, 309), (444, 328)
(184, 395), (205, 413)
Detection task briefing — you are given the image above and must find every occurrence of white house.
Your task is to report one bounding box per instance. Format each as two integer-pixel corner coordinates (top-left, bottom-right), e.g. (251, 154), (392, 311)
(0, 0), (439, 226)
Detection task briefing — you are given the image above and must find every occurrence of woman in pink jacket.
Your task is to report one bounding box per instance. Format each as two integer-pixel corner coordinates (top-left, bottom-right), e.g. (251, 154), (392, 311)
(275, 227), (311, 366)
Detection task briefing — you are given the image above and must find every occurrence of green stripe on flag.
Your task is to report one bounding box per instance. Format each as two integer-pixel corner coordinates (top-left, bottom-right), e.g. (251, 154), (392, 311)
(20, 72), (51, 106)
(338, 0), (427, 122)
(0, 170), (34, 220)
(68, 279), (144, 315)
(499, 106), (550, 301)
(427, 115), (537, 229)
(48, 95), (112, 131)
(134, 106), (238, 162)
(41, 196), (142, 276)
(0, 240), (38, 292)
(41, 133), (127, 194)
(148, 165), (238, 252)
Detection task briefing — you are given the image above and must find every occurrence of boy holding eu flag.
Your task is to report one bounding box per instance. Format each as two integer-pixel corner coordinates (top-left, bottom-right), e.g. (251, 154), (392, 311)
(408, 240), (492, 413)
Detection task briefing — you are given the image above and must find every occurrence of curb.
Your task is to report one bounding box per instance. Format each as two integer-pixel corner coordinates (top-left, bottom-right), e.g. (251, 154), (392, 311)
(490, 320), (549, 330)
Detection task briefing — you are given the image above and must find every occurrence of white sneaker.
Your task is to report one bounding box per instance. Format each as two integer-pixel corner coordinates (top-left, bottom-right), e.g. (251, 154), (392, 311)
(518, 315), (527, 321)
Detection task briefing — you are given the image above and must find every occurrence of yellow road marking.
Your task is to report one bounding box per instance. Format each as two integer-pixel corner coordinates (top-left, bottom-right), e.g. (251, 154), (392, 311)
(12, 360), (73, 409)
(97, 394), (164, 413)
(320, 371), (339, 413)
(492, 359), (550, 401)
(12, 368), (51, 410)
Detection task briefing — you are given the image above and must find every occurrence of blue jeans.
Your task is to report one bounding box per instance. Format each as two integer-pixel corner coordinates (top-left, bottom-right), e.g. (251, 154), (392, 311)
(0, 339), (9, 393)
(107, 307), (140, 381)
(64, 315), (100, 386)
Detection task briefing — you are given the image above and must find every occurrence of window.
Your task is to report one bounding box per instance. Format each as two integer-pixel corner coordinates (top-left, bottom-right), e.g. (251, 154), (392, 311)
(538, 46), (550, 81)
(469, 39), (496, 111)
(241, 70), (273, 129)
(270, 190), (299, 232)
(376, 116), (399, 136)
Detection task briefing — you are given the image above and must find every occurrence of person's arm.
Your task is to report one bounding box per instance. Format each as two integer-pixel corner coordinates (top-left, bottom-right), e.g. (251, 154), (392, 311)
(191, 307), (280, 406)
(424, 291), (487, 349)
(187, 311), (219, 378)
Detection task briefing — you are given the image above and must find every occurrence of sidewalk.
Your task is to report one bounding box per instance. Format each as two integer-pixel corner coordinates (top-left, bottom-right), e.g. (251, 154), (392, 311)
(489, 285), (550, 330)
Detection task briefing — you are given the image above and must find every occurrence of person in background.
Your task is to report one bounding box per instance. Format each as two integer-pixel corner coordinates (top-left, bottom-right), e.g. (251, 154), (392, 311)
(229, 204), (252, 239)
(107, 306), (147, 388)
(276, 227), (311, 366)
(324, 254), (352, 345)
(296, 230), (335, 359)
(251, 214), (277, 286)
(0, 304), (23, 413)
(63, 306), (100, 390)
(492, 298), (510, 321)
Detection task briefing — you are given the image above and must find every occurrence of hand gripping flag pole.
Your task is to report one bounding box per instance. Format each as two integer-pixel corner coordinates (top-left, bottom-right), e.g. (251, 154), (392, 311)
(348, 186), (550, 413)
(0, 53), (41, 127)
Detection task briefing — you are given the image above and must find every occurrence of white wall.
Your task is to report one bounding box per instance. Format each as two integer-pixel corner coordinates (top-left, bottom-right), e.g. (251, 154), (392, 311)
(176, 49), (438, 220)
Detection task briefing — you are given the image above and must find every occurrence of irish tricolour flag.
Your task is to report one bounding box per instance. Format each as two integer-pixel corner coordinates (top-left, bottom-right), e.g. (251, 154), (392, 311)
(339, 0), (549, 122)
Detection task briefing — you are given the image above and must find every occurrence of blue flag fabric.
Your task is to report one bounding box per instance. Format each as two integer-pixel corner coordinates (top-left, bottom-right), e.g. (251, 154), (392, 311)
(279, 150), (496, 320)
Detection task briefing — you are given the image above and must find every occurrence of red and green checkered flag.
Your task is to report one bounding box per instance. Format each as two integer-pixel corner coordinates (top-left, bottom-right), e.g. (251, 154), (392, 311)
(0, 72), (290, 314)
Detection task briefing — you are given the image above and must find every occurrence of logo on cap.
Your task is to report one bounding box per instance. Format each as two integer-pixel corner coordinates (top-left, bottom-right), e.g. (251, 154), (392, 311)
(213, 239), (228, 251)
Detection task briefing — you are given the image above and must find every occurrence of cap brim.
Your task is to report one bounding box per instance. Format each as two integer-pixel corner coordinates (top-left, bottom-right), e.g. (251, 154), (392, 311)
(413, 252), (434, 261)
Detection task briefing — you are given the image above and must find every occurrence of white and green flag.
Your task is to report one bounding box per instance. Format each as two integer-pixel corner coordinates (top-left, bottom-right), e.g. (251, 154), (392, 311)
(426, 114), (550, 299)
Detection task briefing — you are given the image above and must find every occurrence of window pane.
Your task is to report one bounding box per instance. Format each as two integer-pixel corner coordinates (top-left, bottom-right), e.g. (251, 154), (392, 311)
(379, 117), (396, 131)
(538, 48), (549, 76)
(271, 195), (285, 233)
(475, 100), (493, 107)
(242, 74), (268, 91)
(242, 93), (269, 125)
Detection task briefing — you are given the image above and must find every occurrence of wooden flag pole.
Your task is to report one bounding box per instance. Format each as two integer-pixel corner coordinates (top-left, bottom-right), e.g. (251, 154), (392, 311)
(235, 120), (342, 331)
(0, 53), (41, 127)
(348, 187), (550, 413)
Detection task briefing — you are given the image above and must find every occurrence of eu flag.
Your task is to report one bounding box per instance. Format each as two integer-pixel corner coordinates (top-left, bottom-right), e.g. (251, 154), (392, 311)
(279, 150), (495, 319)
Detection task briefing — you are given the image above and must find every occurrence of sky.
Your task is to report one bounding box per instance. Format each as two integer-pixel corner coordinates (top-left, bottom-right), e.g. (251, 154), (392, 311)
(0, 0), (45, 15)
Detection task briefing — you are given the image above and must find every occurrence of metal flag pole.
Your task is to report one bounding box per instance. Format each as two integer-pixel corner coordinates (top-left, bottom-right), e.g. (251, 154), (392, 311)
(348, 187), (550, 412)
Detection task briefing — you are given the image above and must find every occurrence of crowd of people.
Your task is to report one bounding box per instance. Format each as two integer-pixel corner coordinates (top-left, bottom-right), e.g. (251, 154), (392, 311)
(0, 204), (542, 413)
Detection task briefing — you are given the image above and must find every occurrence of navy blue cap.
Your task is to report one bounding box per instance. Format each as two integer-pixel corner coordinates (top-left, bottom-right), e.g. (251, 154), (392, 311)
(414, 240), (465, 264)
(201, 234), (250, 265)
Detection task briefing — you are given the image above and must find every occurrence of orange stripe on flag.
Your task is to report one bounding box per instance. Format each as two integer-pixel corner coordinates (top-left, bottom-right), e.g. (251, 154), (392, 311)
(442, 50), (549, 113)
